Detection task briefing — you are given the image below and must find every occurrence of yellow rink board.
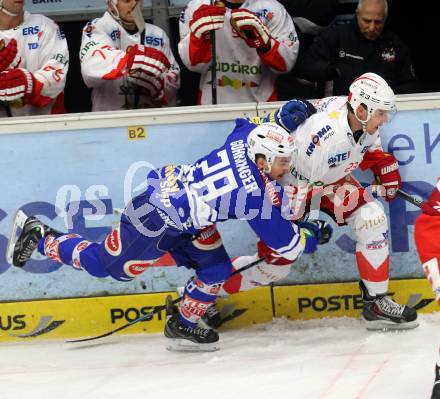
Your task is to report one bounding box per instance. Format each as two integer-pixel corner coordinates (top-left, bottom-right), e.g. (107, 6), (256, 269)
(0, 279), (437, 343)
(273, 278), (438, 320)
(0, 287), (272, 343)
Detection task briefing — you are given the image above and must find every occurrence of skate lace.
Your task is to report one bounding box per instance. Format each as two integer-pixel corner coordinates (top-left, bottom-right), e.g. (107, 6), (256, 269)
(205, 304), (219, 318)
(19, 236), (39, 261)
(192, 327), (211, 337)
(376, 296), (405, 317)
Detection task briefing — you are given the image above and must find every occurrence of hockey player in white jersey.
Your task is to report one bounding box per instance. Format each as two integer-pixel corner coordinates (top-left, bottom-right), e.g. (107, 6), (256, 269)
(0, 0), (69, 117)
(179, 0), (298, 104)
(217, 72), (419, 331)
(80, 0), (180, 111)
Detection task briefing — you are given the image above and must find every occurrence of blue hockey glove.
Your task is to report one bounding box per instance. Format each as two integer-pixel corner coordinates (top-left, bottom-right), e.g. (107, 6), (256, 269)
(266, 99), (317, 132)
(297, 220), (333, 254)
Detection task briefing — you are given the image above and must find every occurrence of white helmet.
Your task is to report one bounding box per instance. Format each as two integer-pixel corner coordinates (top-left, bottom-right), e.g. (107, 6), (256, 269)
(348, 72), (396, 123)
(247, 123), (294, 173)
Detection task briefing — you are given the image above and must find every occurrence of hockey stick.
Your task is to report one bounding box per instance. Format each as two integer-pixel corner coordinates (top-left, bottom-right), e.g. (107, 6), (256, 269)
(396, 188), (423, 208)
(67, 256), (265, 343)
(210, 0), (217, 105)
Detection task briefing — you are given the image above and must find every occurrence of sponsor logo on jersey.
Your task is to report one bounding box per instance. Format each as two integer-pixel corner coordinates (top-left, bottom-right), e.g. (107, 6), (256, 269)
(328, 151), (351, 165)
(191, 278), (222, 295)
(123, 260), (152, 278)
(306, 125), (333, 156)
(44, 235), (62, 263)
(381, 47), (396, 62)
(84, 21), (95, 38)
(110, 29), (121, 41)
(52, 53), (68, 66)
(216, 62), (262, 76)
(180, 295), (210, 320)
(255, 9), (273, 23)
(58, 29), (65, 40)
(179, 9), (186, 23)
(105, 227), (122, 256)
(366, 232), (389, 250)
(357, 214), (387, 231)
(159, 165), (181, 208)
(28, 43), (39, 50)
(144, 36), (163, 47)
(361, 145), (372, 154)
(22, 26), (40, 36)
(80, 40), (98, 61)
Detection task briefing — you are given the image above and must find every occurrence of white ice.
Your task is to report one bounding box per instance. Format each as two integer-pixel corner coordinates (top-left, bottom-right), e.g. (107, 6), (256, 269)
(0, 314), (439, 399)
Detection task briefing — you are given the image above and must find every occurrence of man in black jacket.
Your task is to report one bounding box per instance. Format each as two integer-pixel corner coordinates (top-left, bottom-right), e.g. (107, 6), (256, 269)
(294, 0), (418, 96)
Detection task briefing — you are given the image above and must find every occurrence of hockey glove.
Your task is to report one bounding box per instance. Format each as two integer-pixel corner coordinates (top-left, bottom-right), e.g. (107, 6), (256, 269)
(0, 38), (21, 72)
(266, 99), (317, 132)
(422, 179), (440, 216)
(0, 68), (33, 102)
(297, 220), (333, 254)
(230, 8), (271, 50)
(190, 3), (226, 40)
(127, 45), (170, 99)
(361, 151), (401, 202)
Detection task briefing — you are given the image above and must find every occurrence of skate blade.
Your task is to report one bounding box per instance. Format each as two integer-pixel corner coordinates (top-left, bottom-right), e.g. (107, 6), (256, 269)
(166, 339), (219, 352)
(6, 210), (28, 266)
(363, 318), (420, 331)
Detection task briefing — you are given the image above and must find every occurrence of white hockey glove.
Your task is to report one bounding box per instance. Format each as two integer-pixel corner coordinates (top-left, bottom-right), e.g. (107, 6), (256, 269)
(0, 68), (33, 101)
(230, 8), (271, 50)
(190, 3), (226, 40)
(0, 38), (21, 72)
(126, 45), (171, 99)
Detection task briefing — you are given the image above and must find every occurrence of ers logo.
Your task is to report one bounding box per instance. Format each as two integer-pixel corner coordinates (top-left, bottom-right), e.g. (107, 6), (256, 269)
(105, 227), (122, 256)
(123, 261), (151, 277)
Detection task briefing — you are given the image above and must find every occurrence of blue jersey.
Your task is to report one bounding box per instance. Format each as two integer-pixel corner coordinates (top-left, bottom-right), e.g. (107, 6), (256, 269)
(141, 118), (304, 261)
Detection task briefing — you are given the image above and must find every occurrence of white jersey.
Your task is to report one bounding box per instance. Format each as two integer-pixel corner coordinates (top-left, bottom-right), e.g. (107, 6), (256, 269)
(80, 12), (180, 111)
(281, 96), (383, 192)
(0, 12), (69, 117)
(179, 0), (298, 104)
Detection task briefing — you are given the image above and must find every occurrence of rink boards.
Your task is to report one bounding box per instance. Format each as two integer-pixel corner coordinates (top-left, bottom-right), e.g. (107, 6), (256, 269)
(0, 278), (437, 343)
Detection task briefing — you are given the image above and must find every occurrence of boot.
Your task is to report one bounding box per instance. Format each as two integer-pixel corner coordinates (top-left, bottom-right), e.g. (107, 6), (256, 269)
(164, 313), (219, 352)
(11, 212), (61, 267)
(359, 280), (418, 330)
(200, 302), (223, 329)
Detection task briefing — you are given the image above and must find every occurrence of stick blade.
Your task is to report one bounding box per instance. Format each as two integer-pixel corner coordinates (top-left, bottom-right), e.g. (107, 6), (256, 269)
(6, 210), (28, 265)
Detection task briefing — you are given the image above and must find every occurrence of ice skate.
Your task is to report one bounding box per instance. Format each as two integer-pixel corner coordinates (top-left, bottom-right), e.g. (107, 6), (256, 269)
(6, 210), (61, 267)
(164, 313), (219, 352)
(432, 364), (440, 399)
(359, 280), (418, 330)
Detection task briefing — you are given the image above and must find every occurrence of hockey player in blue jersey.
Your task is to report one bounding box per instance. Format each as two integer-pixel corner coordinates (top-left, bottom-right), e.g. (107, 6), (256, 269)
(8, 119), (328, 351)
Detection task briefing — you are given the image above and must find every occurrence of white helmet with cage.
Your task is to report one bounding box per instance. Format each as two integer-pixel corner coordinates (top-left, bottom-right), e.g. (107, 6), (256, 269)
(247, 123), (294, 173)
(348, 72), (396, 123)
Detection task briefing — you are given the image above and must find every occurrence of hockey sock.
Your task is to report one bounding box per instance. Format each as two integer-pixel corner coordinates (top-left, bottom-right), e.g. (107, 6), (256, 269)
(179, 277), (223, 328)
(38, 234), (109, 278)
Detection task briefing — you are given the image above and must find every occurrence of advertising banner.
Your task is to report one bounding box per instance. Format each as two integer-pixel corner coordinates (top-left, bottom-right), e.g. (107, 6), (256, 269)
(0, 108), (438, 300)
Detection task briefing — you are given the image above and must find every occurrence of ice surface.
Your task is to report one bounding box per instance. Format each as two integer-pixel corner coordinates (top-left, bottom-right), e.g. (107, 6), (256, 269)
(0, 314), (439, 399)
